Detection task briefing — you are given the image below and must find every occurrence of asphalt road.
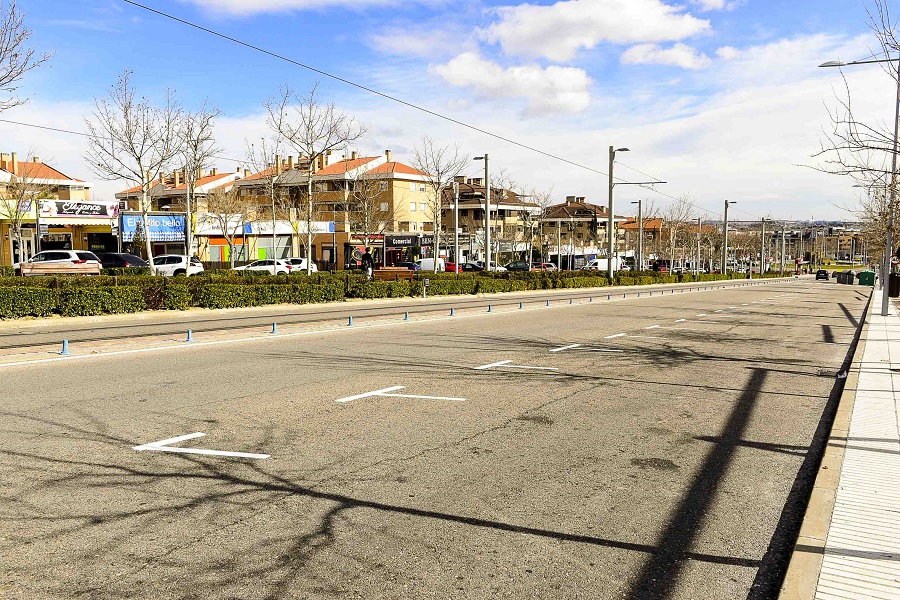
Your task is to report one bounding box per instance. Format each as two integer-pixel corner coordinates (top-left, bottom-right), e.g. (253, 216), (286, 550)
(0, 279), (870, 599)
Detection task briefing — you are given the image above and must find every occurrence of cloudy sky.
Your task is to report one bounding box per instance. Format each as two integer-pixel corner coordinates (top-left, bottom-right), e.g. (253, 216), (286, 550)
(2, 0), (895, 221)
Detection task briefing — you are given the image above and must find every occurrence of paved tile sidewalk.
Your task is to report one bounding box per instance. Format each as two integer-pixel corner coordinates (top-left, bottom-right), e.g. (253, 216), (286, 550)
(814, 299), (900, 599)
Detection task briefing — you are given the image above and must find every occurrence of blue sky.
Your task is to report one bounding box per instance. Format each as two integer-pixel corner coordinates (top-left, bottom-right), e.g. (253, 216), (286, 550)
(4, 0), (893, 220)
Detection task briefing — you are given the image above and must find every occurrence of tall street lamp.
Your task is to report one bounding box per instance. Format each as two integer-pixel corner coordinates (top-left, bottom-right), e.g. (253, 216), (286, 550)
(722, 200), (736, 274)
(631, 200), (643, 271)
(820, 56), (900, 316)
(474, 155), (490, 271)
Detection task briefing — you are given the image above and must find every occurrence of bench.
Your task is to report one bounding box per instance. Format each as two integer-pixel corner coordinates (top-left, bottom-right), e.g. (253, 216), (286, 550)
(373, 268), (416, 281)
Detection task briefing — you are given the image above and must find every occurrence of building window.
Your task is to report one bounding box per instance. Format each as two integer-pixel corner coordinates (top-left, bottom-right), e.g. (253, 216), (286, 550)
(420, 202), (427, 212)
(380, 202), (388, 211)
(410, 202), (417, 212)
(409, 182), (416, 191)
(419, 184), (426, 192)
(380, 181), (388, 192)
(461, 209), (469, 217)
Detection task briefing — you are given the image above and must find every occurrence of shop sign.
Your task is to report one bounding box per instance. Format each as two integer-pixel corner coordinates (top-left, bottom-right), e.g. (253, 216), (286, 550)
(421, 234), (434, 247)
(40, 200), (119, 219)
(384, 234), (418, 248)
(121, 213), (185, 242)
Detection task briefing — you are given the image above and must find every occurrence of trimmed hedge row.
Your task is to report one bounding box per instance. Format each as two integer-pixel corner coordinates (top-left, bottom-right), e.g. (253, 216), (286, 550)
(0, 269), (794, 319)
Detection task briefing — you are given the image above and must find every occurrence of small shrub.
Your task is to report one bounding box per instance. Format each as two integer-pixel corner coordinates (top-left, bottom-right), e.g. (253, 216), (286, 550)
(58, 287), (146, 316)
(0, 287), (59, 318)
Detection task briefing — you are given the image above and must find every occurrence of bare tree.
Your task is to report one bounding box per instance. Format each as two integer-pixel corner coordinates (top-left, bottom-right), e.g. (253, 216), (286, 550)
(179, 101), (221, 256)
(412, 136), (468, 271)
(662, 195), (694, 271)
(84, 71), (182, 271)
(0, 150), (50, 262)
(527, 187), (554, 263)
(265, 84), (365, 274)
(202, 184), (252, 268)
(347, 163), (394, 248)
(0, 1), (50, 113)
(244, 137), (286, 263)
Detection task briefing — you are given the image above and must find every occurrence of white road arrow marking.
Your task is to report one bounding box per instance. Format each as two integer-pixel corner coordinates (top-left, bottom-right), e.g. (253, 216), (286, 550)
(550, 344), (582, 352)
(133, 432), (270, 460)
(474, 360), (558, 371)
(335, 386), (465, 403)
(604, 333), (627, 339)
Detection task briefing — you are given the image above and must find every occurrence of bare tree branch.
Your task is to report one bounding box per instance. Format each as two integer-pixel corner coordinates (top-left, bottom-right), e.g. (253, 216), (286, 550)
(0, 1), (51, 113)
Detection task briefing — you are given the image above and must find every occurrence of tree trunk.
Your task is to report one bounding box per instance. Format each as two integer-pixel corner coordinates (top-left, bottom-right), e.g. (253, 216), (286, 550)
(142, 183), (155, 274)
(306, 176), (314, 275)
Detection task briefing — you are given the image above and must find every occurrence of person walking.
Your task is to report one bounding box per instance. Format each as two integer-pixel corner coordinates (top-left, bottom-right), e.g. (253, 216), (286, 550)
(361, 247), (375, 281)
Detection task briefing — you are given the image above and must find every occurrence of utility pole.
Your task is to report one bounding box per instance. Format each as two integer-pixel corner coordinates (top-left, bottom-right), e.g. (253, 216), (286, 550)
(453, 181), (460, 269)
(760, 218), (767, 277)
(696, 216), (702, 275)
(722, 200), (735, 274)
(474, 155), (491, 270)
(557, 223), (562, 270)
(780, 226), (786, 274)
(607, 146), (630, 278)
(631, 200), (643, 271)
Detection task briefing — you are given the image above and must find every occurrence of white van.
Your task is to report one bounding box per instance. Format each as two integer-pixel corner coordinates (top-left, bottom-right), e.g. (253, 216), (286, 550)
(416, 257), (445, 271)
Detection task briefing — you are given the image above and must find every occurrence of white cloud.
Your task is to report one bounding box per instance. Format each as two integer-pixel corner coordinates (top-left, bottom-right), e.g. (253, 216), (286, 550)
(621, 43), (712, 69)
(368, 27), (469, 60)
(182, 0), (441, 16)
(690, 0), (728, 10)
(431, 52), (592, 114)
(716, 46), (740, 60)
(483, 0), (710, 62)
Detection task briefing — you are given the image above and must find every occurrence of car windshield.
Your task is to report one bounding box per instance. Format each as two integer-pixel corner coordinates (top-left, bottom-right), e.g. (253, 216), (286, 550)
(76, 252), (99, 261)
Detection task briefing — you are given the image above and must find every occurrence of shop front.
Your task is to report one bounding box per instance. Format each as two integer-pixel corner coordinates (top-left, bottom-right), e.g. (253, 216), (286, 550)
(382, 233), (434, 267)
(120, 212), (186, 256)
(39, 200), (119, 255)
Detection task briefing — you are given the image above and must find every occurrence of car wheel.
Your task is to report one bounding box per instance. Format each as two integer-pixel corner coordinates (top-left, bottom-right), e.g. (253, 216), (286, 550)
(174, 269), (186, 276)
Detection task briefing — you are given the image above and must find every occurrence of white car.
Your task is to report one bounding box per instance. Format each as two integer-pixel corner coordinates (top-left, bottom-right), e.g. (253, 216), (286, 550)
(13, 250), (101, 276)
(152, 255), (204, 276)
(284, 257), (318, 272)
(232, 259), (294, 275)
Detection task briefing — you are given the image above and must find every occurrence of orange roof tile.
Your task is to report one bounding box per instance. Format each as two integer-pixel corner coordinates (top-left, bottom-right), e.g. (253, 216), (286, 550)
(621, 218), (664, 230)
(117, 180), (162, 195)
(8, 161), (80, 182)
(366, 162), (428, 176)
(241, 166), (279, 181)
(314, 156), (380, 176)
(172, 172), (233, 190)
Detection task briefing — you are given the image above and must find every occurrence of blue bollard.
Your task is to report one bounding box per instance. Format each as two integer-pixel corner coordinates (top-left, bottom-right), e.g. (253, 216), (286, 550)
(404, 311), (409, 321)
(271, 322), (278, 334)
(450, 307), (455, 316)
(546, 299), (551, 306)
(347, 316), (353, 326)
(638, 292), (640, 298)
(589, 296), (593, 302)
(569, 298), (573, 304)
(487, 304), (493, 312)
(623, 293), (626, 298)
(59, 339), (70, 355)
(186, 329), (193, 342)
(519, 302), (524, 309)
(607, 294), (611, 300)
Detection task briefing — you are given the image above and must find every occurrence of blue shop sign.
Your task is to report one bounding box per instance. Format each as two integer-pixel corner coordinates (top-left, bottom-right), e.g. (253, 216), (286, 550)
(121, 213), (185, 242)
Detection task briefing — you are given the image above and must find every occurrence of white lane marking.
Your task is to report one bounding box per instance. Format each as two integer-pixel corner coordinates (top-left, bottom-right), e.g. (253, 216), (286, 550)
(584, 348), (625, 353)
(0, 277), (799, 370)
(550, 343), (582, 352)
(475, 360), (513, 370)
(474, 360), (558, 371)
(605, 333), (627, 339)
(133, 432), (270, 460)
(335, 385), (465, 403)
(714, 310), (724, 313)
(729, 306), (737, 309)
(696, 313), (708, 317)
(676, 319), (687, 323)
(741, 303), (749, 306)
(629, 335), (667, 340)
(645, 325), (661, 329)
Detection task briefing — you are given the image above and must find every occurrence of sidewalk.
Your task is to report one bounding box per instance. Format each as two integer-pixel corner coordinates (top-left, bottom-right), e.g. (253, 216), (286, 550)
(781, 293), (900, 598)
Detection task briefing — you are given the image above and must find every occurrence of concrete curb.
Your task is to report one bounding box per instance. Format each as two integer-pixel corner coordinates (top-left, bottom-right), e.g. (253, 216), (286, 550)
(778, 287), (874, 599)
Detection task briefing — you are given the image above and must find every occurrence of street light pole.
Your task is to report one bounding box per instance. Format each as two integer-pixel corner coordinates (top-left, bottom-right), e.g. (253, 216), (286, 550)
(453, 181), (460, 269)
(696, 216), (702, 275)
(760, 218), (767, 277)
(607, 146), (629, 279)
(722, 200), (735, 274)
(781, 226), (786, 274)
(820, 55), (899, 315)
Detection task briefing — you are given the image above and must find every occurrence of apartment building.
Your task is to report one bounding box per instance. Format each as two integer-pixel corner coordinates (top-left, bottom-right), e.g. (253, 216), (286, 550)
(541, 196), (628, 264)
(0, 152), (115, 266)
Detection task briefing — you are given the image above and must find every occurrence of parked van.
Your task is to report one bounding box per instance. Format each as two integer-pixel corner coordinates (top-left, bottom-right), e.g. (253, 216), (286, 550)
(415, 257), (445, 271)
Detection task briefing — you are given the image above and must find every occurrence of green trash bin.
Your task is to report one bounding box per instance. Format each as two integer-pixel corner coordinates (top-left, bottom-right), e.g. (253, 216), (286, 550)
(859, 271), (875, 286)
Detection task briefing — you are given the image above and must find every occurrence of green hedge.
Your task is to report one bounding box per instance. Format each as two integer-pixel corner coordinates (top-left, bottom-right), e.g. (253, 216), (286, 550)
(0, 269), (796, 319)
(0, 287), (59, 318)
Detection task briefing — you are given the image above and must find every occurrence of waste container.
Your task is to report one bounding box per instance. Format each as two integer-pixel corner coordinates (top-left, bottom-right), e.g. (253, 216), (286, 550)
(838, 272), (854, 285)
(859, 271), (875, 286)
(890, 273), (900, 297)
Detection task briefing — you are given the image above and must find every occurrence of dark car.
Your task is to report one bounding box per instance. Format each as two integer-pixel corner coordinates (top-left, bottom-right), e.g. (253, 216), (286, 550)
(504, 260), (531, 271)
(459, 262), (484, 272)
(815, 269), (830, 280)
(395, 261), (421, 270)
(97, 253), (149, 268)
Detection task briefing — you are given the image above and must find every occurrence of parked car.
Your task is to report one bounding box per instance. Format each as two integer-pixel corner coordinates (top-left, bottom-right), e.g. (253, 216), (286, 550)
(152, 255), (204, 276)
(13, 250), (101, 276)
(96, 253), (149, 269)
(815, 269), (830, 280)
(531, 262), (558, 271)
(232, 259), (293, 275)
(504, 260), (531, 272)
(472, 260), (506, 272)
(459, 262), (484, 272)
(283, 257), (318, 272)
(395, 261), (421, 270)
(445, 261), (462, 273)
